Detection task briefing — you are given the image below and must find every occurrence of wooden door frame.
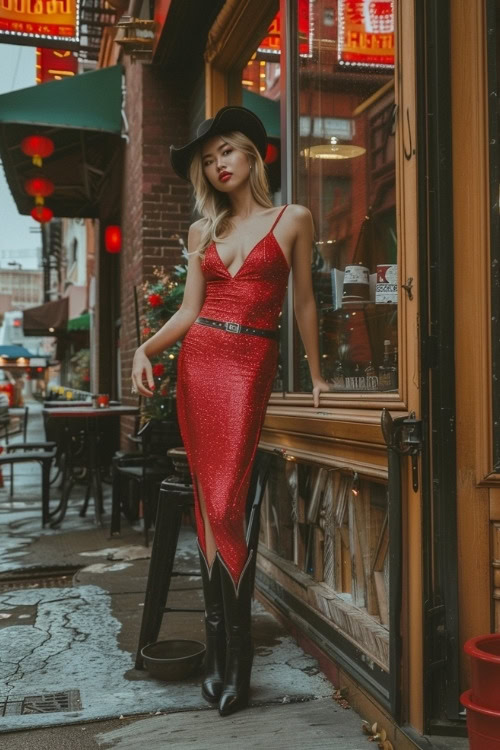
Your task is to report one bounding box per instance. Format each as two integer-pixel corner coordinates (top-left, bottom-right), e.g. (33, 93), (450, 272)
(204, 0), (279, 117)
(450, 0), (494, 682)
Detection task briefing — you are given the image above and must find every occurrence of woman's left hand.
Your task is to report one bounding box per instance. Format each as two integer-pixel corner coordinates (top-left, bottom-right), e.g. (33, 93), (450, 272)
(312, 376), (331, 407)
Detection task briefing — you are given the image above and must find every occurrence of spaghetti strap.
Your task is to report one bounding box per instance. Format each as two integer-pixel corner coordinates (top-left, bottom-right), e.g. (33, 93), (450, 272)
(270, 204), (288, 233)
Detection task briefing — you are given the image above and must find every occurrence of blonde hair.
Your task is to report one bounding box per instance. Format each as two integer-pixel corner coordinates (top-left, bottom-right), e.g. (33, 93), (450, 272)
(188, 131), (273, 258)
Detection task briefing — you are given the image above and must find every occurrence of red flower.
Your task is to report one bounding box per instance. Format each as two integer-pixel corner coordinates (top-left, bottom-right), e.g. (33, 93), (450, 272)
(148, 293), (163, 308)
(153, 363), (165, 377)
(142, 327), (151, 336)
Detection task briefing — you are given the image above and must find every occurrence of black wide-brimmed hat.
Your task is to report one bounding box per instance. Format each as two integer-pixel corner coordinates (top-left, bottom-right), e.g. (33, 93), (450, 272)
(170, 105), (267, 181)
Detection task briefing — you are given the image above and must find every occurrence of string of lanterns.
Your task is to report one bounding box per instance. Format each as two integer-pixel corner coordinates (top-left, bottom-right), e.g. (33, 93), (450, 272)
(19, 134), (122, 253)
(21, 135), (55, 224)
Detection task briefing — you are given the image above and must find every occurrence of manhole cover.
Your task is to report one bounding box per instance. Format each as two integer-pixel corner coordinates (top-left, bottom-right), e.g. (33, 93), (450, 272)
(0, 690), (82, 716)
(0, 567), (79, 592)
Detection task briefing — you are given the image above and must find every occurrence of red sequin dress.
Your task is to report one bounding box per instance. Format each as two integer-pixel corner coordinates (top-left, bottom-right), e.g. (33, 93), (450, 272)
(176, 205), (290, 584)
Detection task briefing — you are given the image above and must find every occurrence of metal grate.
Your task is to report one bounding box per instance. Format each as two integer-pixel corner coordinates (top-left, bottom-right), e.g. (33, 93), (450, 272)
(0, 690), (82, 716)
(0, 567), (79, 593)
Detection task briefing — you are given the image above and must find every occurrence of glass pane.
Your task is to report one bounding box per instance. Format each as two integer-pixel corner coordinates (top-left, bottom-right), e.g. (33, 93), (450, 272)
(260, 455), (389, 632)
(295, 0), (398, 394)
(241, 13), (284, 392)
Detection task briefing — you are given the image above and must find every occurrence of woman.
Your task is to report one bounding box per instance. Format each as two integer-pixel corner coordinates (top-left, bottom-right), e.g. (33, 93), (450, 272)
(131, 106), (330, 716)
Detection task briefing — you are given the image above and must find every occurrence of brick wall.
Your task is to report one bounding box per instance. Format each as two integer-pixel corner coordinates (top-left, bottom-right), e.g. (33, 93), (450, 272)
(120, 59), (193, 446)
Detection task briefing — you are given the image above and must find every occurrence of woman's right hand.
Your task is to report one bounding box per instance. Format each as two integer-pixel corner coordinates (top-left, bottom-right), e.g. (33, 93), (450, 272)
(131, 346), (155, 397)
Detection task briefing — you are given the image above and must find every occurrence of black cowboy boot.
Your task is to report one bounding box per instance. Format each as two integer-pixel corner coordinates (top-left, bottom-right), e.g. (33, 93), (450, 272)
(217, 549), (256, 717)
(198, 543), (226, 704)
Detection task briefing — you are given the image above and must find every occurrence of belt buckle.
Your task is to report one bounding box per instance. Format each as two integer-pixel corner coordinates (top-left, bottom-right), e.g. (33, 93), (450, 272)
(224, 321), (241, 334)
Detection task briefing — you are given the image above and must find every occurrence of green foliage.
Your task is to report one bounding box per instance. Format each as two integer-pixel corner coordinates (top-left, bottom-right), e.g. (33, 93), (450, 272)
(140, 264), (186, 421)
(68, 348), (90, 391)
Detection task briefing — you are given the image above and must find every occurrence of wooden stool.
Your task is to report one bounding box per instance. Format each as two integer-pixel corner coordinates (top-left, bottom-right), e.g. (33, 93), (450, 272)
(135, 446), (273, 670)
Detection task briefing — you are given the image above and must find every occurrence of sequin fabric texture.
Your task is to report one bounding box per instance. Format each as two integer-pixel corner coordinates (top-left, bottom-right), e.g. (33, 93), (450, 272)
(176, 205), (290, 584)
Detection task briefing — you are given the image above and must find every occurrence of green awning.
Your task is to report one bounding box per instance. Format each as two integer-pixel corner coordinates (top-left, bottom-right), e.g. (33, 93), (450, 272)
(242, 90), (280, 139)
(67, 312), (90, 332)
(0, 65), (123, 219)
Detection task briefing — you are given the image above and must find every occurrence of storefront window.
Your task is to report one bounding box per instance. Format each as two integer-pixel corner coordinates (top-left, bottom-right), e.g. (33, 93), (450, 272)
(295, 0), (397, 394)
(241, 12), (283, 390)
(260, 454), (389, 641)
(241, 13), (282, 202)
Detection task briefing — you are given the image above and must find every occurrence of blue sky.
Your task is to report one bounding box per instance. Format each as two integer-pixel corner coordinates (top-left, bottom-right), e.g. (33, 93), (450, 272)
(0, 44), (41, 267)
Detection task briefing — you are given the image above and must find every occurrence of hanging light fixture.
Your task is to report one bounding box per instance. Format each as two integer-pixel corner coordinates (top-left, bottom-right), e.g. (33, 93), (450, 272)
(301, 136), (366, 160)
(24, 176), (55, 206)
(31, 205), (54, 223)
(21, 135), (55, 167)
(105, 225), (122, 253)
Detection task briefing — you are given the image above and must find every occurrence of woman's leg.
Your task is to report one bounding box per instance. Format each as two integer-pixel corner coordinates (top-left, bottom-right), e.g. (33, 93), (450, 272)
(195, 476), (218, 565)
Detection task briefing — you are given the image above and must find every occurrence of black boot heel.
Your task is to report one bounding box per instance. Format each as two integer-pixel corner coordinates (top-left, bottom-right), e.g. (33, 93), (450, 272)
(217, 549), (256, 717)
(198, 544), (226, 704)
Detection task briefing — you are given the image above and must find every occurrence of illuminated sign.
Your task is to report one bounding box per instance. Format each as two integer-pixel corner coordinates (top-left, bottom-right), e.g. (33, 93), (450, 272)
(36, 47), (77, 83)
(0, 0), (80, 48)
(338, 0), (394, 68)
(259, 0), (312, 57)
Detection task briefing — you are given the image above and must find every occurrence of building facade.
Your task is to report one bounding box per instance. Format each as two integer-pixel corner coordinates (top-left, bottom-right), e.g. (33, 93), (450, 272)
(115, 1), (499, 747)
(1, 1), (498, 747)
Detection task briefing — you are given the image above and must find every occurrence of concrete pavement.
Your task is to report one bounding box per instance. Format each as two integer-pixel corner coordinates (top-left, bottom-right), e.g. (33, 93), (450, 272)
(0, 402), (373, 749)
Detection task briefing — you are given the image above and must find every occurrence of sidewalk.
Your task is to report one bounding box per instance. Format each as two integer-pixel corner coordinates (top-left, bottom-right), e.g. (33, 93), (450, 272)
(0, 403), (391, 748)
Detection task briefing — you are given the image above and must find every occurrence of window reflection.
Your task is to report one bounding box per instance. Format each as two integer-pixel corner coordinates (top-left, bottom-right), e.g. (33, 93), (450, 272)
(295, 0), (398, 394)
(241, 14), (284, 391)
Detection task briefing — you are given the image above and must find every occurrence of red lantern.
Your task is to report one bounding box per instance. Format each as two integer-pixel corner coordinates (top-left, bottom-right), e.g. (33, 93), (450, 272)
(21, 135), (55, 167)
(105, 225), (122, 253)
(24, 176), (54, 206)
(265, 143), (279, 164)
(31, 205), (53, 223)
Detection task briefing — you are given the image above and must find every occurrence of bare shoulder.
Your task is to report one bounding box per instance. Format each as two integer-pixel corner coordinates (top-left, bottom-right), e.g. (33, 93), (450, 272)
(188, 218), (205, 239)
(283, 204), (313, 237)
(285, 203), (311, 219)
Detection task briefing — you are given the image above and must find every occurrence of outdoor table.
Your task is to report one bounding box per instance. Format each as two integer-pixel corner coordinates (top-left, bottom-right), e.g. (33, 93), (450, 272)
(43, 405), (139, 528)
(42, 400), (92, 408)
(43, 401), (121, 408)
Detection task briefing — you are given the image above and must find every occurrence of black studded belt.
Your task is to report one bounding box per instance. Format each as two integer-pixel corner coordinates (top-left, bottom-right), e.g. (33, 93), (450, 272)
(195, 316), (278, 340)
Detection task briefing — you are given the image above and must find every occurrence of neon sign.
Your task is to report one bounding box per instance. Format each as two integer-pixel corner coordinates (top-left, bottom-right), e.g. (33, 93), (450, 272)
(0, 0), (80, 47)
(259, 0), (313, 57)
(36, 47), (77, 82)
(338, 0), (394, 68)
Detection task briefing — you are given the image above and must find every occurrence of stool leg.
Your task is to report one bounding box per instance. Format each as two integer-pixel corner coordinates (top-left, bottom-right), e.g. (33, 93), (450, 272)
(143, 478), (151, 548)
(135, 486), (184, 669)
(41, 459), (50, 527)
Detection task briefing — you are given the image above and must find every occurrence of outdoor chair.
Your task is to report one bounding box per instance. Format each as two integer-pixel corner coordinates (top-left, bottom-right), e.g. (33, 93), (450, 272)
(110, 417), (181, 546)
(0, 442), (57, 526)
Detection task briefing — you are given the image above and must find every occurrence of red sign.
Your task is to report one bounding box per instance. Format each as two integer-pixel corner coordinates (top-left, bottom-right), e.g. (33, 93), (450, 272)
(36, 47), (77, 83)
(259, 0), (311, 57)
(0, 0), (79, 47)
(338, 0), (394, 68)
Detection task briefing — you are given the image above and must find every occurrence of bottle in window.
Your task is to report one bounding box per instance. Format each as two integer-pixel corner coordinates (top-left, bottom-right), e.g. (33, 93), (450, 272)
(378, 339), (397, 390)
